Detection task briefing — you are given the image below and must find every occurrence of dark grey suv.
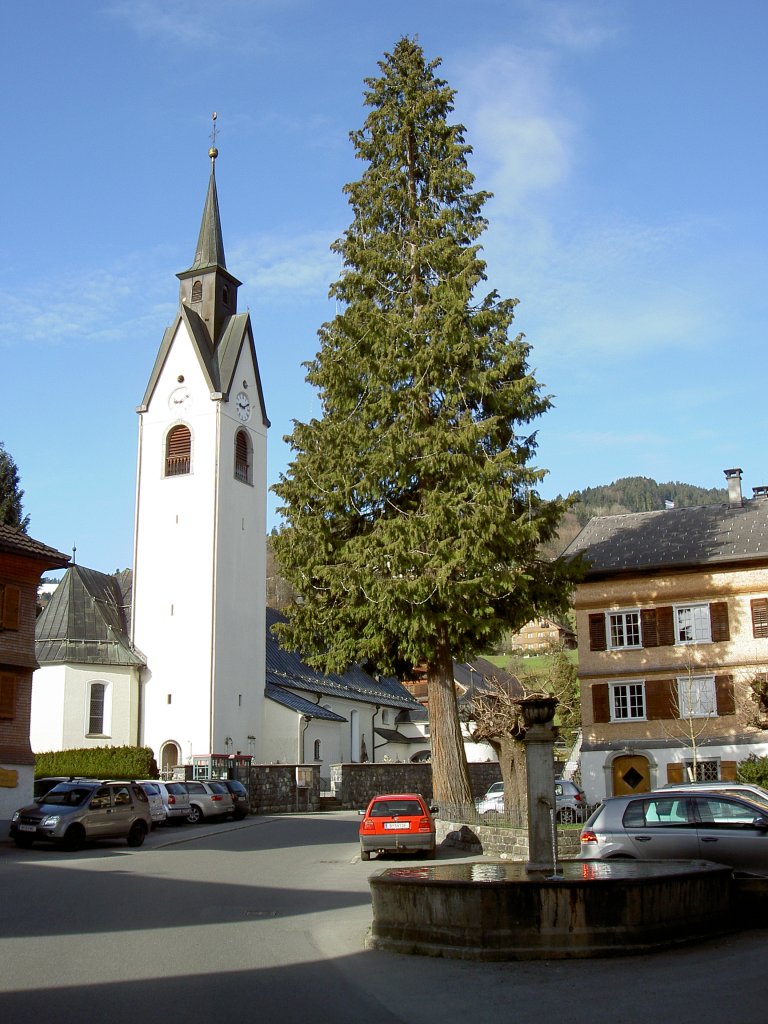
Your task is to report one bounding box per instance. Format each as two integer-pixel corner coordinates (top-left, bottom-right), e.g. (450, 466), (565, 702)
(10, 780), (152, 851)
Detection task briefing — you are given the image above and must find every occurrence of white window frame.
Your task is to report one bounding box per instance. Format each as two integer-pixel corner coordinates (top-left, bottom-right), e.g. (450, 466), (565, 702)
(610, 681), (646, 721)
(676, 674), (717, 718)
(607, 609), (642, 649)
(674, 603), (711, 644)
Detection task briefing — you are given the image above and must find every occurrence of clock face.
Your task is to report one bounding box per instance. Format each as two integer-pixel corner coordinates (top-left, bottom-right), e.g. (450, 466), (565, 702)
(235, 391), (251, 422)
(169, 386), (192, 412)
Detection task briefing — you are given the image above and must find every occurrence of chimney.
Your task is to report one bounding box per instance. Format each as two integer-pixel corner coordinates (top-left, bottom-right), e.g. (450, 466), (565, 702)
(753, 486), (768, 499)
(724, 468), (743, 506)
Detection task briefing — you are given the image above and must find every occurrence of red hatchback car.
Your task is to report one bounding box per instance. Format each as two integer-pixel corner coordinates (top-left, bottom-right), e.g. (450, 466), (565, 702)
(359, 793), (438, 861)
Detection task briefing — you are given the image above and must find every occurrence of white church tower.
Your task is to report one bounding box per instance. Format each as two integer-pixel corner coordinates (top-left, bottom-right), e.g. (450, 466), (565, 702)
(132, 139), (268, 775)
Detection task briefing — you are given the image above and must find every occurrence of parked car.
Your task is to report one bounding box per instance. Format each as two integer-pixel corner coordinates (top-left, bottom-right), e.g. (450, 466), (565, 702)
(476, 778), (587, 822)
(33, 776), (74, 801)
(10, 779), (152, 851)
(359, 793), (438, 861)
(137, 780), (191, 823)
(215, 778), (250, 820)
(661, 781), (768, 811)
(137, 781), (167, 827)
(579, 790), (768, 873)
(184, 780), (235, 823)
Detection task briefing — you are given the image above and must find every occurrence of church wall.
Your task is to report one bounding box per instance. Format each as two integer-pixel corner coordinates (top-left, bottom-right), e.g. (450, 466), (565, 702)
(30, 664), (66, 752)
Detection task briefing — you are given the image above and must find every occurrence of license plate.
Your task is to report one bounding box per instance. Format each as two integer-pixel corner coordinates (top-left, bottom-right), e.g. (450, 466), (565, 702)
(18, 824), (36, 832)
(384, 822), (410, 830)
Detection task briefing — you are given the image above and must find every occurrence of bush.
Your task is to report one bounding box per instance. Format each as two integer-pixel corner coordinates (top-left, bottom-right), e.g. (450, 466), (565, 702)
(737, 754), (768, 788)
(35, 746), (157, 780)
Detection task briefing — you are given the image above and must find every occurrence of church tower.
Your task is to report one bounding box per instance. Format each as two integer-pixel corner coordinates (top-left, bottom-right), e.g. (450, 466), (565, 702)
(132, 140), (268, 774)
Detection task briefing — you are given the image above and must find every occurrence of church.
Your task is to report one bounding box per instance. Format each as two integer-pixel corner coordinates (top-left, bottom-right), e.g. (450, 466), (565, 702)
(31, 144), (430, 780)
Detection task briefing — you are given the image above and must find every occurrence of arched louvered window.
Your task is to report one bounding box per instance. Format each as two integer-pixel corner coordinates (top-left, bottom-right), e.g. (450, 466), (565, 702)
(234, 429), (251, 483)
(166, 425), (191, 476)
(191, 279), (203, 302)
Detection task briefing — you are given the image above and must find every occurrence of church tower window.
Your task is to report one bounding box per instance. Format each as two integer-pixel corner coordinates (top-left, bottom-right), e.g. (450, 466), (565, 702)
(191, 280), (203, 303)
(87, 681), (110, 736)
(166, 425), (192, 477)
(234, 429), (251, 483)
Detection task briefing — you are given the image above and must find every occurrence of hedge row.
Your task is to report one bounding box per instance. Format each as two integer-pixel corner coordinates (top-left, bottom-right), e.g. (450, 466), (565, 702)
(35, 746), (158, 780)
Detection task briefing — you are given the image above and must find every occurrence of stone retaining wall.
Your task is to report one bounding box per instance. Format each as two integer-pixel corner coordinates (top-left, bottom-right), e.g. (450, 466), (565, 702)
(248, 763), (320, 814)
(334, 761), (501, 809)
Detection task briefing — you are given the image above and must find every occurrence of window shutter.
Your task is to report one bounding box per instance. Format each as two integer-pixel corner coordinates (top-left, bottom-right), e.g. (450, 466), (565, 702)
(751, 599), (768, 639)
(655, 606), (675, 646)
(666, 762), (684, 784)
(641, 608), (658, 647)
(166, 425), (191, 476)
(588, 614), (607, 651)
(720, 760), (738, 781)
(646, 679), (676, 719)
(715, 674), (735, 715)
(592, 683), (610, 723)
(0, 673), (16, 718)
(709, 602), (730, 642)
(1, 584), (21, 630)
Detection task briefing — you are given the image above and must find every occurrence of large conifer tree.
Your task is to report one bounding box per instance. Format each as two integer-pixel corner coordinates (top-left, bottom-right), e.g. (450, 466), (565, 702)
(273, 38), (576, 806)
(0, 442), (30, 532)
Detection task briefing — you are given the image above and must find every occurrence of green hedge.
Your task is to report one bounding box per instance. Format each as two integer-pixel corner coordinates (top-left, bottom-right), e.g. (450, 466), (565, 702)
(35, 746), (158, 780)
(737, 754), (768, 789)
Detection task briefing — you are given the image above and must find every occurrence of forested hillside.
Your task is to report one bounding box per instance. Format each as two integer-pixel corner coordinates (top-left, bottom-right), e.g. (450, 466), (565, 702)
(549, 476), (728, 555)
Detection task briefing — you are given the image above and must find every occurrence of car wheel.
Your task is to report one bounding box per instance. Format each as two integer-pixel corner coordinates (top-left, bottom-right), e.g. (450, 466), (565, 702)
(187, 804), (203, 824)
(61, 825), (85, 852)
(558, 807), (576, 825)
(127, 821), (148, 848)
(13, 835), (34, 849)
(360, 848), (371, 861)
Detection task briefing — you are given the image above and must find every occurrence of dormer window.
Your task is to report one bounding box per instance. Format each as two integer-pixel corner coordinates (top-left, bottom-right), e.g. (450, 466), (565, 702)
(191, 280), (203, 303)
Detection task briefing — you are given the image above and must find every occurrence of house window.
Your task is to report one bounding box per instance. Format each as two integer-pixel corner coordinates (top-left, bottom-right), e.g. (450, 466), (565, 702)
(191, 280), (203, 302)
(0, 672), (17, 719)
(234, 429), (251, 483)
(675, 604), (711, 644)
(165, 425), (192, 476)
(87, 681), (111, 736)
(610, 682), (646, 721)
(608, 610), (642, 649)
(683, 759), (720, 782)
(677, 675), (716, 718)
(0, 584), (21, 630)
(751, 599), (768, 639)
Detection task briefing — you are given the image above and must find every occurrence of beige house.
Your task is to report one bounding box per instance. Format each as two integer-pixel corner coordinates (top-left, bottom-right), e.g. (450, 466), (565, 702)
(564, 469), (768, 804)
(508, 616), (576, 653)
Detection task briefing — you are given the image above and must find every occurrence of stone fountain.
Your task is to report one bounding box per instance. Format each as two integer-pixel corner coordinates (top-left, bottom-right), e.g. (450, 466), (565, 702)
(365, 695), (735, 959)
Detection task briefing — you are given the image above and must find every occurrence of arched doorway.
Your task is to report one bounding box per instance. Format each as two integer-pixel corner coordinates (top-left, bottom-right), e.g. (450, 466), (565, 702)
(611, 754), (651, 796)
(160, 741), (181, 777)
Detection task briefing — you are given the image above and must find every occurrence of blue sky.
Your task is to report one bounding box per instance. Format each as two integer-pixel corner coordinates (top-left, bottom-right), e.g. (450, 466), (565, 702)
(3, 1), (766, 574)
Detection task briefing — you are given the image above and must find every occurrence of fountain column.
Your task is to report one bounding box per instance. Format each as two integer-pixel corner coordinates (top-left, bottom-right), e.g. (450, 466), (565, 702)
(519, 695), (559, 873)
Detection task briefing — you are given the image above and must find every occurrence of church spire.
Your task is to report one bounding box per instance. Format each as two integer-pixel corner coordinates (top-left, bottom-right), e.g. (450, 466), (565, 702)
(177, 115), (241, 346)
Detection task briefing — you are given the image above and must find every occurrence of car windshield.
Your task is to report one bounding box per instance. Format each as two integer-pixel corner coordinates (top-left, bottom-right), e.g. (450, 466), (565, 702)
(42, 785), (93, 807)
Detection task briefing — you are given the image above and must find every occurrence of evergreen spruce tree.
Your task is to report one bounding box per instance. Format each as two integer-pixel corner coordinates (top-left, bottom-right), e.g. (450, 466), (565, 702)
(0, 442), (30, 532)
(273, 38), (577, 806)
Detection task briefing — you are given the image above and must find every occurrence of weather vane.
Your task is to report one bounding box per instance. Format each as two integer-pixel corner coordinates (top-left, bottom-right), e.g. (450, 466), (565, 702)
(209, 111), (219, 163)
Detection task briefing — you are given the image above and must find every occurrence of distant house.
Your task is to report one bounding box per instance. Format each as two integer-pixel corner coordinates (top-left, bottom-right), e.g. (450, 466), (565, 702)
(564, 468), (768, 804)
(508, 617), (577, 653)
(0, 526), (68, 818)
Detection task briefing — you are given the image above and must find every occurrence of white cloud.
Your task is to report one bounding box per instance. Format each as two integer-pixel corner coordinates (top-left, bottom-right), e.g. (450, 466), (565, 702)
(104, 0), (291, 49)
(232, 230), (340, 299)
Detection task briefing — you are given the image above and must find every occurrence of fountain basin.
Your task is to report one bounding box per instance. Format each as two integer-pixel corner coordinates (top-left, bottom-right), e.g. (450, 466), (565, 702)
(366, 859), (733, 960)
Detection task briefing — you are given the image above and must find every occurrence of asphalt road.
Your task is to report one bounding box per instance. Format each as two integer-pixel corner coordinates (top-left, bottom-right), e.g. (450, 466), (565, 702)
(1, 811), (768, 1024)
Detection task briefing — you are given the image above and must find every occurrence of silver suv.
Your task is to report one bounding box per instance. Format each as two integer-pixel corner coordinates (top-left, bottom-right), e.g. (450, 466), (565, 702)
(184, 781), (235, 823)
(10, 780), (152, 851)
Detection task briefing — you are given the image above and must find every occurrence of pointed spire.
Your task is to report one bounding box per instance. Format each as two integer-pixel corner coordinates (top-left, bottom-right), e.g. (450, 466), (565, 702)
(189, 152), (227, 272)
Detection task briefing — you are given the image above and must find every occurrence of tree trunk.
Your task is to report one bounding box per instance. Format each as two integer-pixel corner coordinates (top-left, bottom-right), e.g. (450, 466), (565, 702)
(426, 624), (472, 808)
(496, 734), (529, 828)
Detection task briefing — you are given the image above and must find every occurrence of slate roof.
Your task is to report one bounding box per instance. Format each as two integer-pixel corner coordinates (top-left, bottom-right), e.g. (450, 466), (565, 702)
(35, 565), (146, 668)
(266, 607), (423, 712)
(0, 524), (69, 567)
(373, 727), (422, 744)
(265, 682), (347, 722)
(563, 496), (768, 578)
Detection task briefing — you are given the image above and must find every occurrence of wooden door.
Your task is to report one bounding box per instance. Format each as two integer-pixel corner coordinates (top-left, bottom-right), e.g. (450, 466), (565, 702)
(612, 755), (651, 796)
